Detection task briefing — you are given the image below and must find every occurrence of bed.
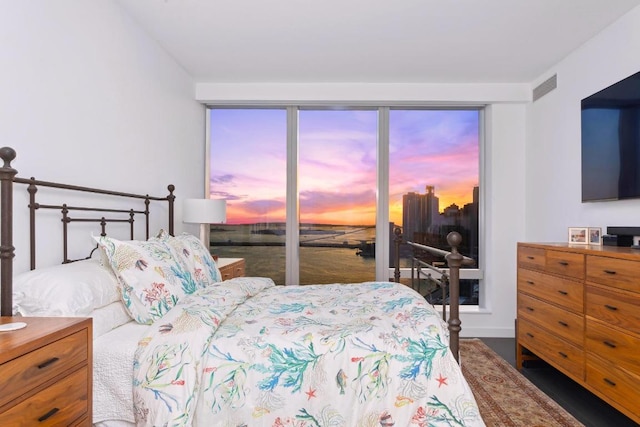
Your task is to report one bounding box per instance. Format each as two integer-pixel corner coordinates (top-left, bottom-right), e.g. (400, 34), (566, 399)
(0, 146), (485, 426)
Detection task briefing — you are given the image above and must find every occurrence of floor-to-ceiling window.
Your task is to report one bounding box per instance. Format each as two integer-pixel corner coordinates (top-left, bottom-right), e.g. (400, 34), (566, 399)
(298, 109), (378, 284)
(389, 109), (480, 304)
(208, 106), (482, 304)
(208, 108), (287, 284)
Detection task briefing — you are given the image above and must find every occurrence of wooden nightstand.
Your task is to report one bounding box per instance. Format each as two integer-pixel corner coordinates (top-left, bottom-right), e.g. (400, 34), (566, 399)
(0, 317), (92, 426)
(217, 258), (245, 280)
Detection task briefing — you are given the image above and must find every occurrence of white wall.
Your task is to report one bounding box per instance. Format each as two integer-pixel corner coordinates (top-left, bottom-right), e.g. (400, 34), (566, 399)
(0, 1), (205, 273)
(478, 104), (527, 337)
(527, 5), (640, 241)
(196, 82), (529, 104)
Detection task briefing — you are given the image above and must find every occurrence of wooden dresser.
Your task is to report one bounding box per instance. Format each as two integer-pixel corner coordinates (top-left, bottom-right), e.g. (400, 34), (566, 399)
(0, 317), (92, 426)
(217, 258), (245, 280)
(517, 243), (640, 424)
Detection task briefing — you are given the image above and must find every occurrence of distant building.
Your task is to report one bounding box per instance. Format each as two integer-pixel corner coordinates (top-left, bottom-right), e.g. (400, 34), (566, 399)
(401, 185), (479, 260)
(402, 185), (439, 243)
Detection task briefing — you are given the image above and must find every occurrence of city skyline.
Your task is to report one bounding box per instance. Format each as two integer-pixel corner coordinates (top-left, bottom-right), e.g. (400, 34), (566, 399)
(210, 109), (479, 225)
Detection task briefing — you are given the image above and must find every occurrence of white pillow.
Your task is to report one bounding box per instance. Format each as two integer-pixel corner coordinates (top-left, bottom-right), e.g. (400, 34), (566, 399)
(13, 259), (120, 316)
(88, 301), (133, 339)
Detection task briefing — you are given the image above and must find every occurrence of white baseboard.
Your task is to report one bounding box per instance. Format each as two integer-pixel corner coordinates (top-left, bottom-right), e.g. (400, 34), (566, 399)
(459, 327), (515, 338)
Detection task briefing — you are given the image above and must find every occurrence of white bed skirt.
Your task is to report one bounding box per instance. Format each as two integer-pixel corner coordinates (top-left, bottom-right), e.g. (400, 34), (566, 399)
(94, 421), (135, 427)
(93, 321), (147, 425)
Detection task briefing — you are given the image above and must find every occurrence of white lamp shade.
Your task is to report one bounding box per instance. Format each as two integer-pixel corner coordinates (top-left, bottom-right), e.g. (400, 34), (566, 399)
(183, 199), (227, 224)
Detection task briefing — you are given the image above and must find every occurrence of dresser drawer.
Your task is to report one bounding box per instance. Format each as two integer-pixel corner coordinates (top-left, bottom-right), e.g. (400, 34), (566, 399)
(0, 367), (88, 426)
(0, 329), (88, 408)
(518, 268), (583, 313)
(518, 245), (546, 270)
(518, 318), (584, 381)
(518, 293), (584, 346)
(586, 318), (640, 375)
(586, 354), (640, 421)
(546, 250), (585, 279)
(586, 284), (640, 336)
(586, 255), (640, 293)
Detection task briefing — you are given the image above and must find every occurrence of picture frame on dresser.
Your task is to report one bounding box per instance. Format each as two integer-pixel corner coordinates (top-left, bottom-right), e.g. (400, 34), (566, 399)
(588, 227), (602, 245)
(568, 227), (588, 244)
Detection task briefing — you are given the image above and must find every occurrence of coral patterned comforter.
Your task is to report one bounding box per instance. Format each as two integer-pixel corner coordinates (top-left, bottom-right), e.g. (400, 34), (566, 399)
(133, 277), (485, 426)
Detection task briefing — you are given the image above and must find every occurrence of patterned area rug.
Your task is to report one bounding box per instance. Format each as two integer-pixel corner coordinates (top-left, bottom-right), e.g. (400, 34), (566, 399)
(460, 339), (584, 427)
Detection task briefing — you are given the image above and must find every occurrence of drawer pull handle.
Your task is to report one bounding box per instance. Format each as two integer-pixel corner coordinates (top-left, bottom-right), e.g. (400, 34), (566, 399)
(37, 357), (59, 369)
(526, 332), (534, 338)
(558, 290), (568, 295)
(526, 307), (534, 311)
(558, 261), (569, 266)
(558, 351), (568, 358)
(604, 378), (617, 387)
(558, 321), (568, 327)
(603, 269), (617, 275)
(526, 280), (535, 285)
(603, 341), (617, 348)
(38, 408), (59, 422)
(604, 304), (618, 311)
(527, 256), (535, 260)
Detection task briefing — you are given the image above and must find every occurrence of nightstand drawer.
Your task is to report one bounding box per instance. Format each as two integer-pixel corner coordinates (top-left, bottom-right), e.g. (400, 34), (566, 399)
(0, 329), (88, 408)
(1, 366), (88, 426)
(218, 258), (245, 280)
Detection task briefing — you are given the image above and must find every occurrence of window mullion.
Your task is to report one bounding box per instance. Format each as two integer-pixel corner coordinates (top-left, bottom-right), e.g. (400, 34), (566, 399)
(376, 107), (390, 281)
(285, 107), (299, 285)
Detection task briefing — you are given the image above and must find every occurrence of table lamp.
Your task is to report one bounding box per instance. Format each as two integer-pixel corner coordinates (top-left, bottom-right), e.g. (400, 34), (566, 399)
(182, 198), (227, 248)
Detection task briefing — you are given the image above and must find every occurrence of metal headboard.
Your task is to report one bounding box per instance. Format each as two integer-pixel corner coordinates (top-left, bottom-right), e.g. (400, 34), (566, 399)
(0, 146), (176, 316)
(15, 176), (175, 269)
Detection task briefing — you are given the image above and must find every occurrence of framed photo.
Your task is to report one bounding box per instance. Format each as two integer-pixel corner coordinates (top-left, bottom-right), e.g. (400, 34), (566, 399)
(568, 227), (588, 244)
(588, 227), (602, 245)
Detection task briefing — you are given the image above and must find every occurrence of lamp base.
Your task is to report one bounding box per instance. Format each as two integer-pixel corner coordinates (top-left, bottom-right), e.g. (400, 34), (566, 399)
(199, 223), (209, 248)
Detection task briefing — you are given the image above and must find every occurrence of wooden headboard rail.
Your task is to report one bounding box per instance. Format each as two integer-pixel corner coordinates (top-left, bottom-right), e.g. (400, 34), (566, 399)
(0, 146), (176, 316)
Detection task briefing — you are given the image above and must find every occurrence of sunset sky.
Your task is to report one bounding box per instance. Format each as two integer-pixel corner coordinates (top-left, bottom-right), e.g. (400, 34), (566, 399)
(210, 108), (479, 225)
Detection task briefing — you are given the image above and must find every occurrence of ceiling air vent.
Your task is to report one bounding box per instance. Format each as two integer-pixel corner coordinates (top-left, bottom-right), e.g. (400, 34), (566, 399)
(533, 74), (557, 101)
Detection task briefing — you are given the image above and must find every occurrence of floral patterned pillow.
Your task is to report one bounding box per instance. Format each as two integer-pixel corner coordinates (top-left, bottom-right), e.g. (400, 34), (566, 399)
(158, 230), (222, 288)
(94, 235), (197, 324)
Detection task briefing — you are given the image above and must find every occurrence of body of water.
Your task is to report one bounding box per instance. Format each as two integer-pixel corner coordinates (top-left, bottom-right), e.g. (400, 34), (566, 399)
(210, 223), (479, 305)
(211, 224), (377, 285)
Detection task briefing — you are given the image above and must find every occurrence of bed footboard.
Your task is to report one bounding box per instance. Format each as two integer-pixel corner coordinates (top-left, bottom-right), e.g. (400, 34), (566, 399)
(393, 227), (474, 363)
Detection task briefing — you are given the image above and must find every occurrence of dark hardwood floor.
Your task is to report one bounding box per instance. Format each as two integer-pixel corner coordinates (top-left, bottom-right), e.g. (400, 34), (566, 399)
(480, 338), (638, 427)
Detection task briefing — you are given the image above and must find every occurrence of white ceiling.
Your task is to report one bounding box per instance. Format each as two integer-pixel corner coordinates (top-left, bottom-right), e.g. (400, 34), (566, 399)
(117, 0), (640, 84)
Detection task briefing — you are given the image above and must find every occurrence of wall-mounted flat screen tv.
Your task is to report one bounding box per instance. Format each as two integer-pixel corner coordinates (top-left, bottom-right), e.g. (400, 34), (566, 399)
(582, 70), (640, 202)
